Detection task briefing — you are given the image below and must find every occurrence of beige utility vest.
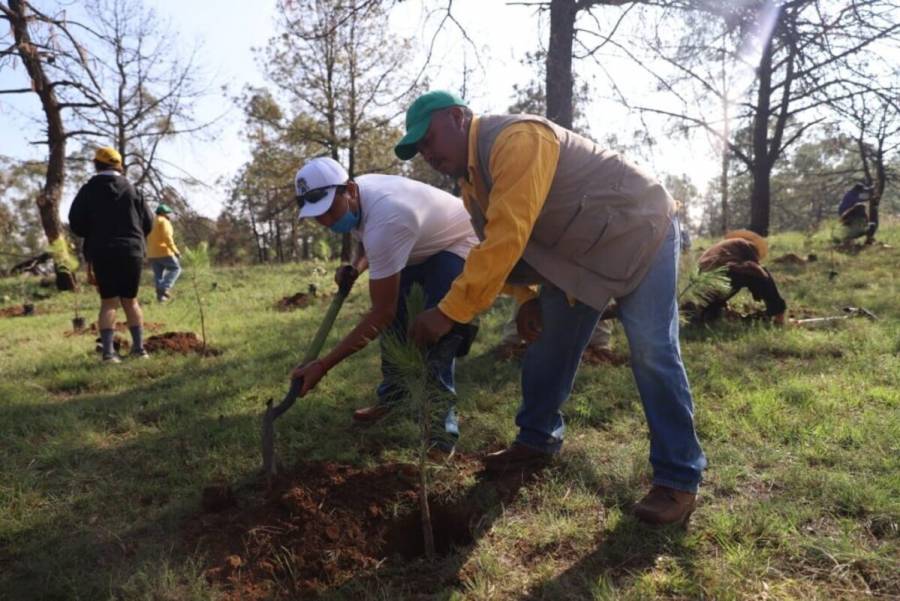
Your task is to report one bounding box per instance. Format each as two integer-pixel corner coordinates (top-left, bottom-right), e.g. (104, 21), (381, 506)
(469, 114), (674, 311)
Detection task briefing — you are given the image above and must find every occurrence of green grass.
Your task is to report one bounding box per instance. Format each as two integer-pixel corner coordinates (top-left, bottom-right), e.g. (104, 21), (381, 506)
(1, 220), (898, 600)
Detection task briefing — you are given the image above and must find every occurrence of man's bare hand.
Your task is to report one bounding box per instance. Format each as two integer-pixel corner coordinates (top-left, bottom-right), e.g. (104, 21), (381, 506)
(290, 360), (327, 396)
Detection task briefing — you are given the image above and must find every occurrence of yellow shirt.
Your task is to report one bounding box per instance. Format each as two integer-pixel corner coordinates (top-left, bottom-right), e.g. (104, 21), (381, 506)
(147, 215), (179, 258)
(438, 117), (561, 324)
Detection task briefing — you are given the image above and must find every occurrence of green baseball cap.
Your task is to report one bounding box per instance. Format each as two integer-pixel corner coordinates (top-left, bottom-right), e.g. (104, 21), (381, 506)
(394, 90), (468, 160)
(155, 203), (173, 215)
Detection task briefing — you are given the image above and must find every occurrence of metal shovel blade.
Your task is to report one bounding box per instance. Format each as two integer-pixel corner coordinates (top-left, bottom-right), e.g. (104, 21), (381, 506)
(261, 377), (304, 478)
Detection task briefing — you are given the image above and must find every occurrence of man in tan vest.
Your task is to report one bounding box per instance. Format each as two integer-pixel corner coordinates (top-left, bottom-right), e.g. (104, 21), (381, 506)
(396, 91), (706, 527)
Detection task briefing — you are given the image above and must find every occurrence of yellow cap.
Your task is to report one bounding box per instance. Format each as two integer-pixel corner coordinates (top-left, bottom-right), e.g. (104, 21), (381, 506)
(724, 229), (768, 261)
(94, 146), (122, 166)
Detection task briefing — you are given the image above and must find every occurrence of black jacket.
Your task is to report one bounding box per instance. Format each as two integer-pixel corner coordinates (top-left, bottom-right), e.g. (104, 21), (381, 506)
(68, 173), (154, 261)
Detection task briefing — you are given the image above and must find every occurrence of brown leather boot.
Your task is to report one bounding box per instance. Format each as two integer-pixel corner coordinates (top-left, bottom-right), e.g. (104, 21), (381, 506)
(483, 443), (553, 473)
(633, 485), (697, 527)
(352, 404), (391, 424)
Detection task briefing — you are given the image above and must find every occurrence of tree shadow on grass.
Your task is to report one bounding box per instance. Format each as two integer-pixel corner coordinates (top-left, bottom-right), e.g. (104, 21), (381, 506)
(0, 352), (285, 600)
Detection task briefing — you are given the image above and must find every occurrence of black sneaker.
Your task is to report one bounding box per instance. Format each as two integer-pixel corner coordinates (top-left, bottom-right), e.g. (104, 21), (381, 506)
(102, 354), (122, 364)
(130, 349), (150, 359)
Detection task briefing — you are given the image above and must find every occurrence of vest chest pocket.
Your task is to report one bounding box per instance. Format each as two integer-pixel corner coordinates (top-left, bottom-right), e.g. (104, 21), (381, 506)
(531, 197), (594, 249)
(548, 200), (611, 256)
(573, 218), (656, 282)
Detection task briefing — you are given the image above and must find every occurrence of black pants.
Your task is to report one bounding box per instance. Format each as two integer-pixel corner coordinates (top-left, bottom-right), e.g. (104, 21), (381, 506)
(702, 266), (786, 320)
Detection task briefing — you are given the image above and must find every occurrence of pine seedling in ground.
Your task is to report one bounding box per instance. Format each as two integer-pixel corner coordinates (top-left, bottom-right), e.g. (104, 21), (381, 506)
(381, 284), (451, 559)
(180, 242), (212, 351)
(678, 257), (731, 322)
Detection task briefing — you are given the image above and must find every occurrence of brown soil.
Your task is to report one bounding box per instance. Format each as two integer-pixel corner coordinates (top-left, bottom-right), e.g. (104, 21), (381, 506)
(275, 290), (331, 311)
(0, 305), (36, 318)
(143, 331), (221, 356)
(494, 340), (629, 366)
(772, 252), (807, 265)
(276, 292), (313, 310)
(189, 457), (524, 600)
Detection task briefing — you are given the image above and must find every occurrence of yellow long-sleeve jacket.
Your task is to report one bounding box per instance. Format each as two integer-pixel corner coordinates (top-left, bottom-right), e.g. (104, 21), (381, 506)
(437, 118), (559, 324)
(147, 215), (180, 258)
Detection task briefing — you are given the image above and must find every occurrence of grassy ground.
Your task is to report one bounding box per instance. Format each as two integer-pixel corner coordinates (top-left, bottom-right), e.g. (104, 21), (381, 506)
(1, 221), (898, 601)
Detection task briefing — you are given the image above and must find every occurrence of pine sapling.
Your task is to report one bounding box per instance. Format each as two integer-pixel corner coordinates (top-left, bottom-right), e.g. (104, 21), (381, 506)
(678, 255), (731, 321)
(380, 284), (446, 559)
(180, 242), (212, 351)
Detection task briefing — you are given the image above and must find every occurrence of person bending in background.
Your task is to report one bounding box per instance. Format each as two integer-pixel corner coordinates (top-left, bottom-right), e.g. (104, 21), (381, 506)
(147, 203), (182, 302)
(69, 147), (154, 362)
(696, 230), (786, 324)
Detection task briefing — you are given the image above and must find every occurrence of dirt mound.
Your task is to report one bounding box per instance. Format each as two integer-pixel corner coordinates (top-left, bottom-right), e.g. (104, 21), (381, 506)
(495, 340), (628, 366)
(772, 252), (807, 265)
(144, 332), (220, 356)
(190, 458), (499, 600)
(275, 290), (332, 311)
(0, 304), (36, 318)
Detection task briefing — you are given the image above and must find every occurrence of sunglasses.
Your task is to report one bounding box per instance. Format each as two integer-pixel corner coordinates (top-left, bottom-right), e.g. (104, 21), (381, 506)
(296, 185), (336, 208)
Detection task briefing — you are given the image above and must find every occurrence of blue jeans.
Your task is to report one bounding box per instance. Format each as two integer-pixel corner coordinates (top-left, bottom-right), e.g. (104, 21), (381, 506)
(377, 251), (463, 441)
(150, 256), (182, 294)
(517, 219), (707, 492)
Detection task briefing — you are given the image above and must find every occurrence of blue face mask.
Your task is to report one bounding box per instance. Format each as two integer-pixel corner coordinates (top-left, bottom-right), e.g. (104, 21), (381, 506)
(329, 208), (360, 233)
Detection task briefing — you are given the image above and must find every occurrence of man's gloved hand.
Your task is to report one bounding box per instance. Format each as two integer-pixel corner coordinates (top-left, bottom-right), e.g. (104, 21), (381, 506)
(516, 298), (542, 343)
(334, 264), (359, 292)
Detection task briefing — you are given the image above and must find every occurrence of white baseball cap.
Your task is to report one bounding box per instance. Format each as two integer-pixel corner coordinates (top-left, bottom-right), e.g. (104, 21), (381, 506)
(294, 157), (349, 219)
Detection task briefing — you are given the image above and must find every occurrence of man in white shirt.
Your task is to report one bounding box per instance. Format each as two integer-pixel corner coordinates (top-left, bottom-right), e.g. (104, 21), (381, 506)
(290, 157), (478, 455)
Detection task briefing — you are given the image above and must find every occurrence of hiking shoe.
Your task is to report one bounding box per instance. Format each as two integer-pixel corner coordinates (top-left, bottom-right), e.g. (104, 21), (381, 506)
(130, 349), (150, 359)
(633, 485), (697, 527)
(483, 442), (554, 473)
(352, 404), (391, 424)
(102, 354), (122, 364)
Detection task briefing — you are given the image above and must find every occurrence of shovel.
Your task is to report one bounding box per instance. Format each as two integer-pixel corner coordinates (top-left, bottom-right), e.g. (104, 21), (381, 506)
(790, 306), (877, 328)
(261, 276), (354, 479)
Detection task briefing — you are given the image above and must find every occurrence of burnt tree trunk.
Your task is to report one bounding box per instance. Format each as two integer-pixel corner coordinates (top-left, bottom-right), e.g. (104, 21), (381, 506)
(8, 0), (66, 246)
(546, 0), (577, 130)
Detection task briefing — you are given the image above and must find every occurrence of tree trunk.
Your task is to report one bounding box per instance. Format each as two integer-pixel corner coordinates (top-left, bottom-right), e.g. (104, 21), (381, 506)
(8, 0), (66, 247)
(274, 218), (283, 262)
(749, 33), (775, 236)
(546, 0), (577, 130)
(720, 147), (729, 235)
(866, 151), (886, 244)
